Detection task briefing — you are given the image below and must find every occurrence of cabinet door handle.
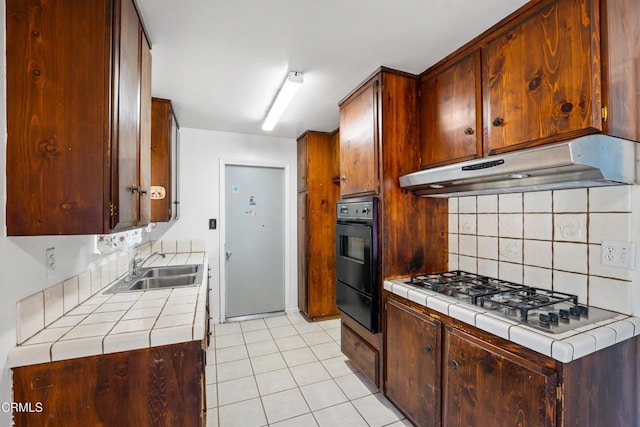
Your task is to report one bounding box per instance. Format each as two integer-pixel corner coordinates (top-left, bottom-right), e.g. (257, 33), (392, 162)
(492, 117), (504, 127)
(424, 344), (433, 353)
(340, 176), (346, 182)
(130, 185), (139, 194)
(140, 188), (148, 196)
(464, 127), (475, 135)
(448, 359), (459, 370)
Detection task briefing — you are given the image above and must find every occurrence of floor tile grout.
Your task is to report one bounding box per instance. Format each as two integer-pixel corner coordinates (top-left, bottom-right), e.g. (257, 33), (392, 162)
(206, 313), (406, 427)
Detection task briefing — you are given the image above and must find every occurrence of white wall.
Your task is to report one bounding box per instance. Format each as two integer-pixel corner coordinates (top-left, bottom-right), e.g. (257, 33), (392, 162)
(149, 127), (298, 322)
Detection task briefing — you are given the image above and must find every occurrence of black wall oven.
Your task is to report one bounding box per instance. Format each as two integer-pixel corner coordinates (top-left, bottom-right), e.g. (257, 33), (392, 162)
(335, 197), (379, 333)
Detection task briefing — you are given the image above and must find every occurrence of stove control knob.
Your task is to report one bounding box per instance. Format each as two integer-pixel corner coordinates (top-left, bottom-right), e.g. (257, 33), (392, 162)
(569, 306), (581, 317)
(559, 309), (570, 319)
(539, 313), (550, 325)
(549, 312), (559, 323)
(578, 305), (589, 315)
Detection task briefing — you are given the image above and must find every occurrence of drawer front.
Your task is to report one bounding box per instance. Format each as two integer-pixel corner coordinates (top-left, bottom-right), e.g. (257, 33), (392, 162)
(341, 323), (379, 386)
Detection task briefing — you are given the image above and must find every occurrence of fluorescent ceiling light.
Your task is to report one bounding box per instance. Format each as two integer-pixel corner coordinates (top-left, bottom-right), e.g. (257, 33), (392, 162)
(262, 71), (303, 131)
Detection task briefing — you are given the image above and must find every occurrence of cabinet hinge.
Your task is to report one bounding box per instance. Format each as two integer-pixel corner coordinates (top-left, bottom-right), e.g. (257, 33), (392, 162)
(556, 384), (563, 402)
(601, 106), (608, 122)
(109, 203), (116, 217)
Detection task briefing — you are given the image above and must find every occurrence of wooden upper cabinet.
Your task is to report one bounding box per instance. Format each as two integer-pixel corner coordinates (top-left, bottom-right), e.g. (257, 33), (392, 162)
(420, 50), (482, 168)
(330, 129), (340, 182)
(483, 0), (601, 154)
(150, 98), (179, 223)
(442, 326), (557, 427)
(297, 134), (309, 192)
(6, 0), (150, 235)
(139, 35), (152, 227)
(339, 79), (379, 197)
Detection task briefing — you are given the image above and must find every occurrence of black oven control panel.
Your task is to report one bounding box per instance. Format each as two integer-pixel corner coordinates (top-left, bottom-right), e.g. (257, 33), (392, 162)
(337, 200), (374, 222)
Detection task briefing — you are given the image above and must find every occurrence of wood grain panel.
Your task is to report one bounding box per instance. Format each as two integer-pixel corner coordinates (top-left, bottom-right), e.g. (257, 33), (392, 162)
(6, 0), (112, 234)
(484, 0), (601, 154)
(339, 80), (378, 196)
(297, 131), (340, 320)
(138, 36), (152, 226)
(112, 0), (142, 231)
(385, 297), (441, 427)
(342, 323), (379, 386)
(421, 50), (482, 167)
(150, 98), (174, 222)
(601, 0), (640, 141)
(443, 326), (557, 427)
(12, 342), (204, 426)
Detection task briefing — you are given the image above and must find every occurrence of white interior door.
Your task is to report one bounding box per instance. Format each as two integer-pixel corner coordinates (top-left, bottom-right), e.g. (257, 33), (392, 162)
(224, 164), (285, 319)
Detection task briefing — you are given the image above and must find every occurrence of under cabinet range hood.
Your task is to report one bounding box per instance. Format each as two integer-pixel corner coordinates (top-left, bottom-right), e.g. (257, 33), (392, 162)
(399, 135), (637, 197)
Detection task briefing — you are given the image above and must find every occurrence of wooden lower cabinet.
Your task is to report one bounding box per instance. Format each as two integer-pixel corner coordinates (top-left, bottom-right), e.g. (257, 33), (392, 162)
(383, 292), (639, 427)
(385, 298), (441, 427)
(12, 341), (205, 426)
(443, 326), (556, 427)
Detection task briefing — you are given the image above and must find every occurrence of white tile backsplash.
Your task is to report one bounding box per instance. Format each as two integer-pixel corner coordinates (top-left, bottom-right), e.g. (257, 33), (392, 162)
(498, 193), (523, 213)
(589, 213), (631, 243)
(477, 214), (498, 237)
(447, 188), (638, 315)
(44, 283), (64, 327)
(17, 293), (45, 344)
(524, 191), (552, 212)
(477, 195), (497, 213)
(554, 214), (587, 243)
(523, 213), (552, 240)
(553, 242), (588, 274)
(63, 276), (79, 315)
(448, 214), (458, 234)
(589, 186), (632, 212)
(498, 213), (523, 238)
(459, 196), (476, 213)
(554, 188), (587, 212)
(523, 240), (552, 268)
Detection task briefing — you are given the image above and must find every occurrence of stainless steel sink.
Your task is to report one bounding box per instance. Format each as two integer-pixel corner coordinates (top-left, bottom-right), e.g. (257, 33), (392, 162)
(141, 265), (199, 278)
(128, 275), (197, 290)
(104, 264), (203, 294)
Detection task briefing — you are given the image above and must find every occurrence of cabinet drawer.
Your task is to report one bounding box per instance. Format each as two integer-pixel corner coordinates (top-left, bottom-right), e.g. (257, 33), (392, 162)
(341, 323), (379, 386)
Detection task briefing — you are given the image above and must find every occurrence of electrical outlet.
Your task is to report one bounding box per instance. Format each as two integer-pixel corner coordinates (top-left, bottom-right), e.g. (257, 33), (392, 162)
(601, 240), (636, 270)
(46, 247), (56, 277)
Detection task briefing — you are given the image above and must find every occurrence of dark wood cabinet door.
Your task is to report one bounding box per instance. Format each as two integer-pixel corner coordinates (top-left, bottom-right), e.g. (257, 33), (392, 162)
(139, 34), (152, 227)
(297, 135), (308, 192)
(112, 0), (143, 231)
(483, 0), (601, 154)
(150, 98), (175, 222)
(443, 326), (557, 427)
(297, 192), (308, 314)
(385, 298), (441, 427)
(331, 130), (340, 181)
(339, 79), (378, 197)
(421, 50), (482, 168)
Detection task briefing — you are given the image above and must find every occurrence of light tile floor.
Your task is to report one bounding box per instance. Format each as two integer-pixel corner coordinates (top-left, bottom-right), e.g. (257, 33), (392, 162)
(206, 312), (411, 427)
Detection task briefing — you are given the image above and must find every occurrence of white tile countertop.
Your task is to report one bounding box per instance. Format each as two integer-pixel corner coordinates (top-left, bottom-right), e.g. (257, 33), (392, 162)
(384, 279), (640, 363)
(9, 253), (209, 368)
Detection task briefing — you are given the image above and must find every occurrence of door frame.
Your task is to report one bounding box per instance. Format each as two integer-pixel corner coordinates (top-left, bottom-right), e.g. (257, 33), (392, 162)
(219, 158), (291, 322)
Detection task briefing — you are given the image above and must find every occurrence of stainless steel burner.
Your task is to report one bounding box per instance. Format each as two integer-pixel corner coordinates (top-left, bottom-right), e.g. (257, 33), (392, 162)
(405, 270), (618, 333)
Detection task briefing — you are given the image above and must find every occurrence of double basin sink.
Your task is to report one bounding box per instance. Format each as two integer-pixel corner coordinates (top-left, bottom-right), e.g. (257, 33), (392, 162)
(104, 264), (203, 294)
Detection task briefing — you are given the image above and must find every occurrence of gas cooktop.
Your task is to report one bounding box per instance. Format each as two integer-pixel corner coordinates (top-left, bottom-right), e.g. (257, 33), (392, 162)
(405, 271), (618, 334)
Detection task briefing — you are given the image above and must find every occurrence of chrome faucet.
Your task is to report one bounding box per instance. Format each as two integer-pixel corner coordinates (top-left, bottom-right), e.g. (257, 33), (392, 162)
(127, 251), (166, 281)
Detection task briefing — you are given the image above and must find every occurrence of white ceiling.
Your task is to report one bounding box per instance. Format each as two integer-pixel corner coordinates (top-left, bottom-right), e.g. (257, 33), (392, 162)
(136, 0), (529, 139)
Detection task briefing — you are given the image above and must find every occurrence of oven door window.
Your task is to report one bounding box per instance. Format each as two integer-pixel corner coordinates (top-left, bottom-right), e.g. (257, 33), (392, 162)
(335, 223), (374, 295)
(341, 235), (365, 262)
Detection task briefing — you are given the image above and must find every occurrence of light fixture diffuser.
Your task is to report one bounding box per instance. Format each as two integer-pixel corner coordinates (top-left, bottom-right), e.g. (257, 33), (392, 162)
(262, 71), (303, 131)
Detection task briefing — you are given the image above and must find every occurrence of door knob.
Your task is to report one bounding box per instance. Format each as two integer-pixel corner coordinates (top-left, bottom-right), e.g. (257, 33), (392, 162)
(225, 251), (232, 259)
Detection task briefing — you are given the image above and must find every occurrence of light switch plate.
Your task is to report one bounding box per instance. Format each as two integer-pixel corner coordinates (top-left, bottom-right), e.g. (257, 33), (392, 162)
(601, 240), (636, 270)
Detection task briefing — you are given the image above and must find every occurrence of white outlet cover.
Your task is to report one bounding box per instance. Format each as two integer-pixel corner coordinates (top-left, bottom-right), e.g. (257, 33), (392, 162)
(601, 240), (636, 270)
